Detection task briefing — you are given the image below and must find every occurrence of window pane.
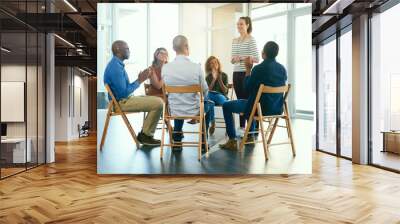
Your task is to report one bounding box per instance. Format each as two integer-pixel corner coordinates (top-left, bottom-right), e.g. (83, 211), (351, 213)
(371, 3), (400, 171)
(251, 3), (288, 19)
(252, 15), (287, 67)
(115, 4), (147, 95)
(340, 29), (352, 158)
(318, 38), (337, 154)
(149, 4), (179, 65)
(295, 3), (312, 9)
(1, 31), (28, 177)
(294, 14), (313, 113)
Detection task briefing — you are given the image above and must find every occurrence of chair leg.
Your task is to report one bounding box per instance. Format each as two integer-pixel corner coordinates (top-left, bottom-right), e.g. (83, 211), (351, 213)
(166, 119), (174, 149)
(239, 111), (255, 152)
(267, 118), (279, 144)
(100, 104), (112, 151)
(121, 113), (140, 149)
(257, 105), (268, 161)
(160, 107), (166, 160)
(143, 112), (146, 127)
(284, 102), (296, 156)
(198, 115), (203, 162)
(285, 117), (296, 157)
(203, 114), (209, 158)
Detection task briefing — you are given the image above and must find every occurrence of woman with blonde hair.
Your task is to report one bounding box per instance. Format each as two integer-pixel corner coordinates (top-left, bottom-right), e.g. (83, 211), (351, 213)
(205, 56), (229, 135)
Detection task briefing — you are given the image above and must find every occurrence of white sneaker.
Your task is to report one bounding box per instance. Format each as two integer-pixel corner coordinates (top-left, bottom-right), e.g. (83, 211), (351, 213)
(237, 127), (245, 137)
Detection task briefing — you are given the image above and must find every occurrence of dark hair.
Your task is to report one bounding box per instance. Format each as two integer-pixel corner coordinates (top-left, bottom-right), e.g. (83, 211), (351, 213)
(239, 16), (252, 34)
(205, 56), (222, 75)
(263, 41), (279, 59)
(152, 47), (168, 66)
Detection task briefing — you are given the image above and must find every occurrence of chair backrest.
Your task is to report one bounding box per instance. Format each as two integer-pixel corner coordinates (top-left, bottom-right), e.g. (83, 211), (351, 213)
(226, 83), (234, 100)
(144, 83), (151, 95)
(82, 121), (90, 129)
(162, 84), (203, 116)
(250, 84), (291, 117)
(105, 84), (123, 113)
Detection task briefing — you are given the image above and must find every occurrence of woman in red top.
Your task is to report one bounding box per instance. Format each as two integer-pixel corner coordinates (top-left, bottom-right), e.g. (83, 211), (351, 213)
(146, 48), (169, 98)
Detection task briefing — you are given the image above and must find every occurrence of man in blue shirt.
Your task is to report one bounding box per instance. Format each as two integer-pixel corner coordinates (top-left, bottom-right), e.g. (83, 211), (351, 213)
(104, 40), (163, 146)
(220, 41), (287, 150)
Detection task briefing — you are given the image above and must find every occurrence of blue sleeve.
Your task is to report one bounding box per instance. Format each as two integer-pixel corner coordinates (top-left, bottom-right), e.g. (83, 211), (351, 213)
(126, 79), (140, 95)
(107, 66), (139, 100)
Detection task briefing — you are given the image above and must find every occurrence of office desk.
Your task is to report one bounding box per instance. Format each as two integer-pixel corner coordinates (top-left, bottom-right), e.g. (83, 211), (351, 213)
(382, 131), (400, 154)
(1, 138), (31, 164)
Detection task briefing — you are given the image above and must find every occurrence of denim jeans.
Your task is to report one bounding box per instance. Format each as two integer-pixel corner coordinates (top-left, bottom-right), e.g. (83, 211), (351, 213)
(173, 100), (215, 141)
(222, 99), (255, 139)
(208, 91), (228, 122)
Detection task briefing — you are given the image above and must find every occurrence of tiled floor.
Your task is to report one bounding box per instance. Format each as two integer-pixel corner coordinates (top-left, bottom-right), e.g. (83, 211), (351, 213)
(97, 108), (313, 174)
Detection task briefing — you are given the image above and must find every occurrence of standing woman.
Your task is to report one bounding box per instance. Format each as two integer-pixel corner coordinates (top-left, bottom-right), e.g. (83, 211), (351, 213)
(231, 16), (259, 131)
(146, 47), (169, 98)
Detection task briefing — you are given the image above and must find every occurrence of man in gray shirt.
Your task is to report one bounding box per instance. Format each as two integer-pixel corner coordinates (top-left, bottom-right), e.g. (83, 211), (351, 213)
(162, 35), (215, 149)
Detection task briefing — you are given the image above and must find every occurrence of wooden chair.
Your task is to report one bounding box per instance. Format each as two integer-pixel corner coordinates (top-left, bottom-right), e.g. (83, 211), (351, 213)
(214, 83), (234, 130)
(239, 84), (295, 161)
(99, 84), (140, 151)
(160, 84), (209, 161)
(143, 83), (163, 129)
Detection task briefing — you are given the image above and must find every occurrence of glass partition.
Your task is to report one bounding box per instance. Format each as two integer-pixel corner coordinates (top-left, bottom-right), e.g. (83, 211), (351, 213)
(339, 28), (352, 158)
(317, 36), (337, 155)
(371, 4), (400, 171)
(0, 1), (46, 179)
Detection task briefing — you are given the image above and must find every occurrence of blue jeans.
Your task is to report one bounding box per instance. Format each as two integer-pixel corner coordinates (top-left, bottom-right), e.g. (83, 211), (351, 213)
(222, 99), (255, 139)
(173, 101), (215, 141)
(208, 92), (228, 122)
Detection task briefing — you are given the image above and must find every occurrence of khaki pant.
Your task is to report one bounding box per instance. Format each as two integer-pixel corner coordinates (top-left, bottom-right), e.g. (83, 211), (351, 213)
(119, 95), (163, 136)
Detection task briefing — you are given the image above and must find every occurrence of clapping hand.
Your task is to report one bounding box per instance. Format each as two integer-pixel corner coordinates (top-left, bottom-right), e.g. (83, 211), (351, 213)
(138, 67), (151, 83)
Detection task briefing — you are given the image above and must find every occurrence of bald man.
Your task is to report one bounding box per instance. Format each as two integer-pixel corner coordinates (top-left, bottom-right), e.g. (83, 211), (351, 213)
(104, 40), (163, 146)
(162, 35), (215, 151)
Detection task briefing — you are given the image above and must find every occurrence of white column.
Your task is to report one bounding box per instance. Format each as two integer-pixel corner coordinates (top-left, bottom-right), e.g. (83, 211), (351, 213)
(46, 33), (55, 163)
(352, 14), (369, 164)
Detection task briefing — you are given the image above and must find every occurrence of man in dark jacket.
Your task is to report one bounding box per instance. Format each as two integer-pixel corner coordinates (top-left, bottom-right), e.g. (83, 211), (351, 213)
(220, 41), (287, 150)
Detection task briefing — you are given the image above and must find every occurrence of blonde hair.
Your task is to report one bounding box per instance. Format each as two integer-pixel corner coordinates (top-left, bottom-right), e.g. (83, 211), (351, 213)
(205, 56), (222, 75)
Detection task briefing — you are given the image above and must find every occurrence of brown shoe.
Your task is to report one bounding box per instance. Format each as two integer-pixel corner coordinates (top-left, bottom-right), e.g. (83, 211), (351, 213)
(209, 121), (216, 136)
(219, 139), (237, 150)
(187, 119), (198, 124)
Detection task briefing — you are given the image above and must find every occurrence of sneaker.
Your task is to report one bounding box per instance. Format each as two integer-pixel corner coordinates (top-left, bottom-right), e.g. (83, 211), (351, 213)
(209, 121), (216, 136)
(137, 132), (161, 146)
(172, 133), (184, 142)
(237, 127), (245, 137)
(219, 139), (237, 150)
(187, 119), (198, 124)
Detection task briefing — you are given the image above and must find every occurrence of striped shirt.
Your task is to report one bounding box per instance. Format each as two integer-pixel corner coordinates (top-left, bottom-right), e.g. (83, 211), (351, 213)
(231, 36), (259, 72)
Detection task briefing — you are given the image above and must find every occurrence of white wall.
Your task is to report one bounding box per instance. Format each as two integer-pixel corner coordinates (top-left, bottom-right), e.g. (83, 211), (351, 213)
(181, 4), (208, 67)
(210, 4), (242, 82)
(1, 64), (46, 163)
(55, 67), (89, 141)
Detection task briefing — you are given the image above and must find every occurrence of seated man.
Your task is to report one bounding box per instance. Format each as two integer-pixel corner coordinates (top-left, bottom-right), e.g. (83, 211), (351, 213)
(162, 35), (215, 150)
(104, 40), (163, 146)
(220, 41), (287, 150)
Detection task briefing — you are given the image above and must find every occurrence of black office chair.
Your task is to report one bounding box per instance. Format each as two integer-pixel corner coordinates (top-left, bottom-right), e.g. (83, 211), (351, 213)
(78, 121), (90, 138)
